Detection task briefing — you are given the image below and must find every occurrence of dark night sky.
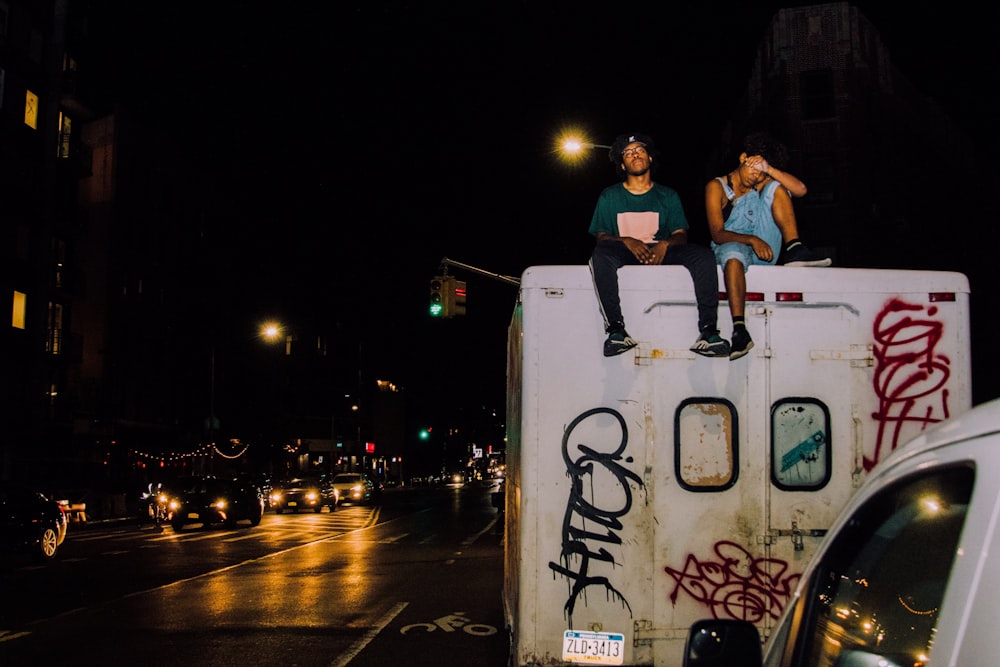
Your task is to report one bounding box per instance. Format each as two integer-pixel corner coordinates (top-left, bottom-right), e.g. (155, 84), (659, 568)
(85, 3), (999, 414)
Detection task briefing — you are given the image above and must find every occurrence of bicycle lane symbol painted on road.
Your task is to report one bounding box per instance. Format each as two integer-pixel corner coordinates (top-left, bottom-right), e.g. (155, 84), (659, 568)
(400, 611), (497, 636)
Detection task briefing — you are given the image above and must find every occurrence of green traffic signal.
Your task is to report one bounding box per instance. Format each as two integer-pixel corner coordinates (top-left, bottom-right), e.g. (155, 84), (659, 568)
(428, 275), (467, 318)
(429, 277), (446, 317)
(429, 276), (454, 318)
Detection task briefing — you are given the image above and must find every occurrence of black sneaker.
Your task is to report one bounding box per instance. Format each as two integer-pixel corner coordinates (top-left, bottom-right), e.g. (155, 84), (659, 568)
(782, 244), (832, 267)
(730, 328), (754, 360)
(604, 329), (638, 357)
(690, 331), (730, 358)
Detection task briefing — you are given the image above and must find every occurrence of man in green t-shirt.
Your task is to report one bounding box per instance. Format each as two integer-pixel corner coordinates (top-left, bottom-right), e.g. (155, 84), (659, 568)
(589, 132), (729, 358)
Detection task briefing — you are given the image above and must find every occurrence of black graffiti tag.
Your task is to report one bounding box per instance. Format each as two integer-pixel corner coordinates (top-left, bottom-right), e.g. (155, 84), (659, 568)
(548, 407), (644, 626)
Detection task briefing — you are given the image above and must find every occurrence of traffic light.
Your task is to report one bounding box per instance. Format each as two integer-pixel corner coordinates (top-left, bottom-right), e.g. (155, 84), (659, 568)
(429, 275), (466, 318)
(453, 280), (467, 317)
(429, 276), (453, 318)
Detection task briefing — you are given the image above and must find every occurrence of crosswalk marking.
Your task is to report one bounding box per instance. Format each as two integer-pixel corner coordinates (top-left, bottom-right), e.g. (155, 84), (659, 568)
(84, 506), (380, 549)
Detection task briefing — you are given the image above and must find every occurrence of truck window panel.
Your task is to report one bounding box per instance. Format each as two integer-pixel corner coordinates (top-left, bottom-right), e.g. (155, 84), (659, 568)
(772, 398), (832, 491)
(675, 398), (738, 491)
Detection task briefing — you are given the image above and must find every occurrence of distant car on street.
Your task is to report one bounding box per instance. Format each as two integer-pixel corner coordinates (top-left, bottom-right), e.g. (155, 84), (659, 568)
(269, 475), (337, 513)
(330, 472), (377, 505)
(0, 485), (69, 561)
(445, 471), (467, 488)
(166, 475), (265, 531)
(235, 472), (273, 510)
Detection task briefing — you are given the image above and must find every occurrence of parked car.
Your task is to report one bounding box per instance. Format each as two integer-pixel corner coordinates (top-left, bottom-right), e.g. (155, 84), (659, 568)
(269, 475), (337, 513)
(330, 472), (377, 505)
(166, 475), (264, 531)
(0, 485), (68, 561)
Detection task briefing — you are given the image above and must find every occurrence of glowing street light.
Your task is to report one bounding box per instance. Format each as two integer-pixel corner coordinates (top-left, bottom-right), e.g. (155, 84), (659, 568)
(260, 321), (284, 342)
(555, 129), (611, 165)
(259, 320), (294, 355)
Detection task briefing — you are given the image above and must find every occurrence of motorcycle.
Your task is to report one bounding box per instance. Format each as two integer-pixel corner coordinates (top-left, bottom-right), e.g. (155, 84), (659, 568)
(137, 485), (169, 531)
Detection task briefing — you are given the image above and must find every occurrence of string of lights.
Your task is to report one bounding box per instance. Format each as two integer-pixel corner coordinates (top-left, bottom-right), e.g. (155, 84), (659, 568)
(897, 596), (938, 616)
(129, 439), (252, 463)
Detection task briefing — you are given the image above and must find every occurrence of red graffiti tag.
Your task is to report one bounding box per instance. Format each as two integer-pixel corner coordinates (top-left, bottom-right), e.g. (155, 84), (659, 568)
(664, 540), (798, 623)
(869, 299), (951, 471)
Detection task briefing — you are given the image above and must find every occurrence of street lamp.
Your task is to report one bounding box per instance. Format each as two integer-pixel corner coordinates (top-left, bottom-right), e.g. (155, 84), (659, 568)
(555, 129), (611, 165)
(260, 321), (294, 355)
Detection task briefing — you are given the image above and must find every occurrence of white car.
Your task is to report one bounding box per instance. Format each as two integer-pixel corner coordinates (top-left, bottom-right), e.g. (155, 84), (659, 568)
(682, 396), (1000, 667)
(330, 473), (376, 506)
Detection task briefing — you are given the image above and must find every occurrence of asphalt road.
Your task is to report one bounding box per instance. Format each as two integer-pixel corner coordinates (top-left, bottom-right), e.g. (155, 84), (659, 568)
(0, 483), (509, 667)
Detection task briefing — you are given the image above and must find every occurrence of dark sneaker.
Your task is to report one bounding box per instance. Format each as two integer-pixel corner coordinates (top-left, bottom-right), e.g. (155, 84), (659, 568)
(604, 329), (638, 357)
(730, 328), (754, 360)
(782, 244), (832, 267)
(690, 331), (730, 358)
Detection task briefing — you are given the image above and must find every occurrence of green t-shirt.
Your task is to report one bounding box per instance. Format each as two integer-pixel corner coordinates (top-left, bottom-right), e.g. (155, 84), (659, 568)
(588, 182), (689, 242)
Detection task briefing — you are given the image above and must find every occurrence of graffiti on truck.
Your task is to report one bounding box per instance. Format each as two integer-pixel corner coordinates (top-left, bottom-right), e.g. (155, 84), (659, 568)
(548, 407), (644, 627)
(870, 298), (953, 471)
(664, 540), (799, 623)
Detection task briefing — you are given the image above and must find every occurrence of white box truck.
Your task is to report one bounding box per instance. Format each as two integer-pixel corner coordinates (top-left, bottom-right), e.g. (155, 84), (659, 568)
(503, 264), (972, 667)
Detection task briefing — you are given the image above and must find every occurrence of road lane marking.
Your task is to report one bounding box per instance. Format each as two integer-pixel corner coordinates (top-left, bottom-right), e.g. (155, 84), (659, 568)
(328, 601), (409, 667)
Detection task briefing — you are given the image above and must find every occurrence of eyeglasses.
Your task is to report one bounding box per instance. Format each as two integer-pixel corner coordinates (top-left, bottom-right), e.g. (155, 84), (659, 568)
(622, 145), (647, 159)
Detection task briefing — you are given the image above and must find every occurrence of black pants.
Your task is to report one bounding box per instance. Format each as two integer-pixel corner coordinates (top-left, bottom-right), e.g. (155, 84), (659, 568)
(589, 239), (720, 333)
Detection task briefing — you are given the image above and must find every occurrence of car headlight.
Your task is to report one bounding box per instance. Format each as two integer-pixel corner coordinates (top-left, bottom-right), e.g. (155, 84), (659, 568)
(305, 491), (318, 501)
(213, 499), (227, 510)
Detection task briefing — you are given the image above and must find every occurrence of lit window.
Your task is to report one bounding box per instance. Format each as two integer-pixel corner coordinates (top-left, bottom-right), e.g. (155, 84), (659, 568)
(58, 112), (72, 158)
(24, 89), (38, 129)
(47, 301), (63, 354)
(12, 291), (26, 329)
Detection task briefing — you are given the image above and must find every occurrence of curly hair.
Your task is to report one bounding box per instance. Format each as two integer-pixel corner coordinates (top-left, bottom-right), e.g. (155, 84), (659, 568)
(742, 131), (790, 170)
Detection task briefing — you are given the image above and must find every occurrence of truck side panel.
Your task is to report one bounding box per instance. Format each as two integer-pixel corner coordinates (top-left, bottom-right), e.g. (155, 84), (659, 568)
(504, 265), (971, 667)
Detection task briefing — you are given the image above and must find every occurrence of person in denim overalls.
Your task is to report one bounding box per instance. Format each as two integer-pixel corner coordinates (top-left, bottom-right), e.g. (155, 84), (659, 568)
(706, 132), (829, 360)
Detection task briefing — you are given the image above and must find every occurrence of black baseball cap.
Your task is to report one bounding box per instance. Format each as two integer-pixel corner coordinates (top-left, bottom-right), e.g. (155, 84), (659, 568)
(609, 132), (655, 164)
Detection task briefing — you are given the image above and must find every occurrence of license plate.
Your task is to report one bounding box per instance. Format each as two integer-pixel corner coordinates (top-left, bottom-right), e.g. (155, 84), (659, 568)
(187, 513), (199, 519)
(288, 501), (297, 507)
(562, 630), (625, 664)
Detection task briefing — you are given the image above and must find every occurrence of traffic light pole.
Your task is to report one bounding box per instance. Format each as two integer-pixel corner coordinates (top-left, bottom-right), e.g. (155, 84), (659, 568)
(436, 257), (521, 286)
